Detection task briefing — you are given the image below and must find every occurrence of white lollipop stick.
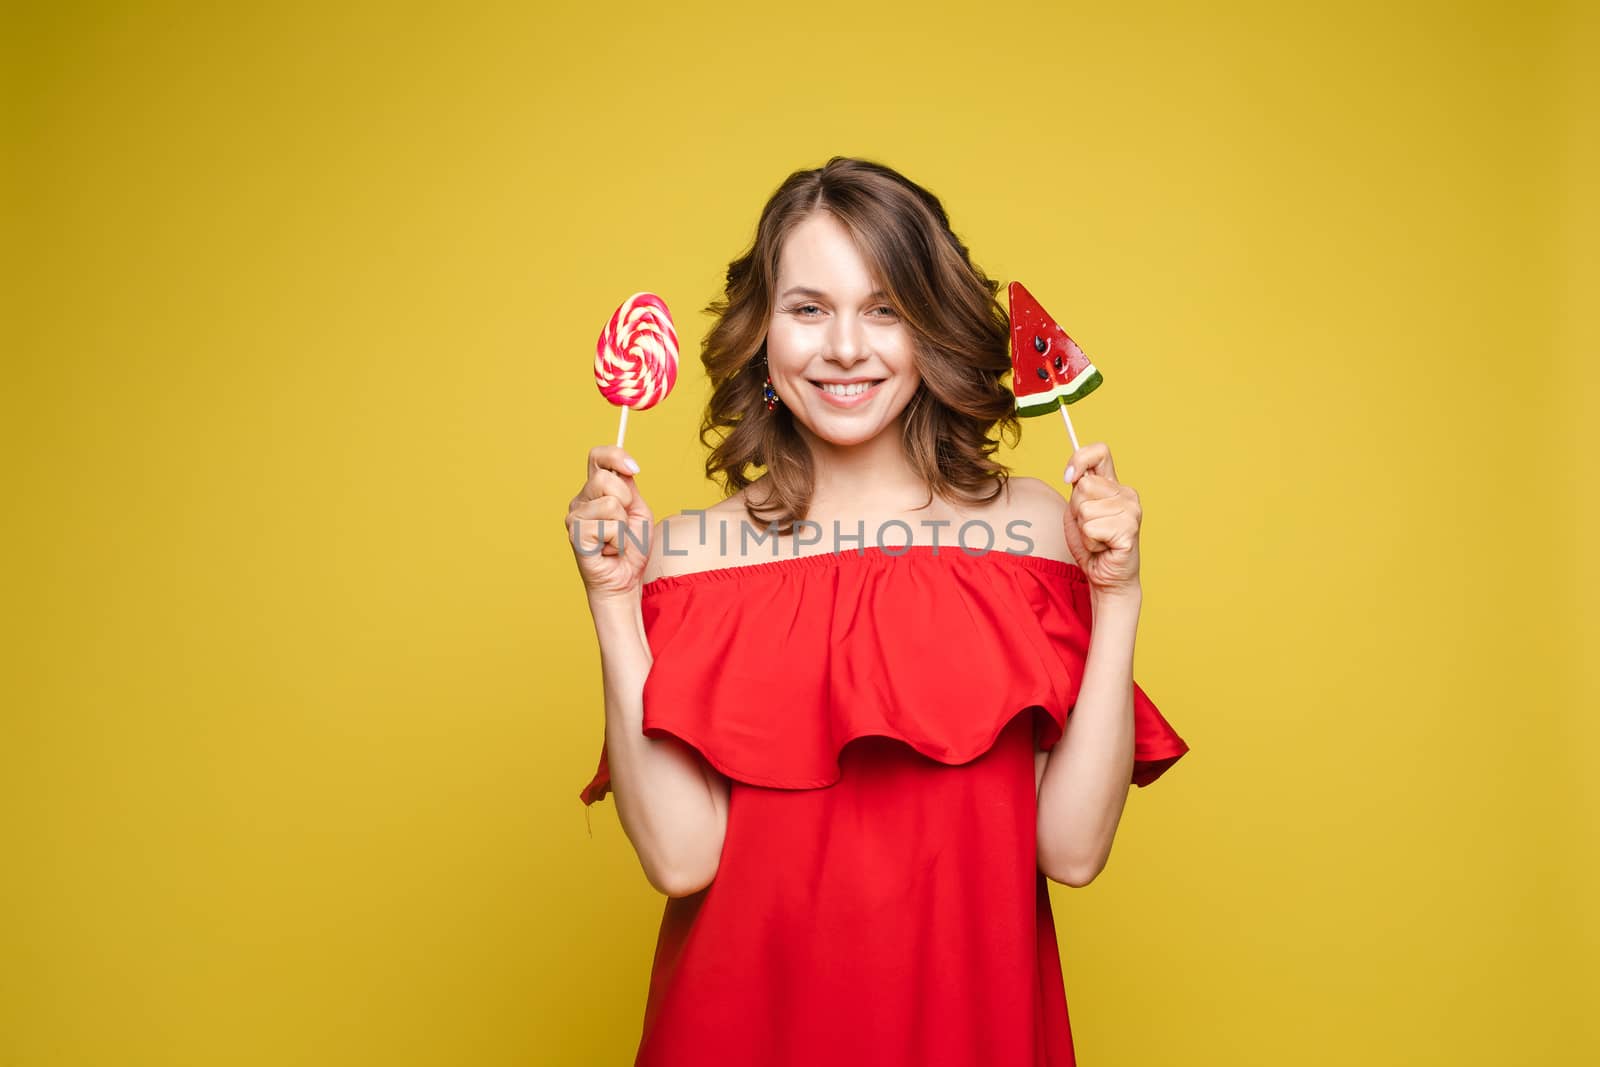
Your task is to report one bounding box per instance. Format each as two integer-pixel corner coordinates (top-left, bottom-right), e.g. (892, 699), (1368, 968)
(1058, 403), (1081, 453)
(615, 404), (630, 449)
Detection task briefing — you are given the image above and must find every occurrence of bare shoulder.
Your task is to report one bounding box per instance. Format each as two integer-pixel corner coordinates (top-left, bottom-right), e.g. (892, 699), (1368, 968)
(993, 475), (1072, 565)
(641, 491), (770, 583)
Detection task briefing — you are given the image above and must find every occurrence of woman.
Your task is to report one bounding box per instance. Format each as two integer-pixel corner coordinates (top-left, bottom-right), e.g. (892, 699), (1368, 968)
(566, 156), (1189, 1066)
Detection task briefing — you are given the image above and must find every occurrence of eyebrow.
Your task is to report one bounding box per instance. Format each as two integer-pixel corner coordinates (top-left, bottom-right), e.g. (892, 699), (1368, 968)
(779, 286), (890, 301)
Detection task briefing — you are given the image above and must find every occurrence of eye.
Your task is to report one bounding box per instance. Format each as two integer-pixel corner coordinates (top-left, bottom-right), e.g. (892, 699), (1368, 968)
(873, 305), (897, 317)
(786, 304), (822, 317)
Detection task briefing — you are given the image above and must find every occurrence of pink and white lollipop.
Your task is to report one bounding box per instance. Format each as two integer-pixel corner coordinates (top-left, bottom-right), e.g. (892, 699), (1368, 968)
(595, 291), (679, 448)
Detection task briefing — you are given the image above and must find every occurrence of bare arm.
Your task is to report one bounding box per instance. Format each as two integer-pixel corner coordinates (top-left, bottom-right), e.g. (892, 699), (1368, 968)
(1036, 586), (1141, 887)
(1019, 440), (1148, 889)
(588, 586), (728, 899)
(568, 448), (729, 898)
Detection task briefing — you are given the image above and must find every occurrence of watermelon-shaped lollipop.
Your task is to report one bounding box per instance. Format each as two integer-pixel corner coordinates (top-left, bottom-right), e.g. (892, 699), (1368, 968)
(1008, 280), (1102, 451)
(595, 291), (679, 448)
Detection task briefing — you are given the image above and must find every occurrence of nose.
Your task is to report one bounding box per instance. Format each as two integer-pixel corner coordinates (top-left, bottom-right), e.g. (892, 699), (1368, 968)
(826, 314), (868, 368)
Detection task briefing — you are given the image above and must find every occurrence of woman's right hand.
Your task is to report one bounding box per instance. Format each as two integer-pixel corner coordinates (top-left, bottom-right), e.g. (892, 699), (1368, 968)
(566, 445), (654, 601)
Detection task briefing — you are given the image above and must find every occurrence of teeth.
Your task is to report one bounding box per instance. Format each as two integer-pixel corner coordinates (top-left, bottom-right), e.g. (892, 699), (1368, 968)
(820, 381), (874, 397)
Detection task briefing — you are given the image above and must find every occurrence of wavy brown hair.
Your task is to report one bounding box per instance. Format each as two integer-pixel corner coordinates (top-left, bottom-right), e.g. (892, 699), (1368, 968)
(699, 155), (1019, 536)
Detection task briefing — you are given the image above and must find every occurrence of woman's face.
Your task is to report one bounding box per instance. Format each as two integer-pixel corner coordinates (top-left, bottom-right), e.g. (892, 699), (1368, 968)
(765, 212), (920, 448)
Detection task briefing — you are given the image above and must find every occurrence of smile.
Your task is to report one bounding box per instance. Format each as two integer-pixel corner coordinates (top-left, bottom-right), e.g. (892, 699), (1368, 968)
(809, 379), (885, 407)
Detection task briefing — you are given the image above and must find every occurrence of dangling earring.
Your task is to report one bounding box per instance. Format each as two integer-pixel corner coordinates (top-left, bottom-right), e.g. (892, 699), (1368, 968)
(758, 356), (780, 412)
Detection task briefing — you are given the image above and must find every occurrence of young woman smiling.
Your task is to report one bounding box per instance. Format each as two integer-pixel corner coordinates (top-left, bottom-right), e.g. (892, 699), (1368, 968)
(566, 156), (1190, 1066)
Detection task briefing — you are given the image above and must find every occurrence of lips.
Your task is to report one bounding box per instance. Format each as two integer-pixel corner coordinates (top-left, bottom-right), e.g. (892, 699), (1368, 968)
(807, 378), (885, 408)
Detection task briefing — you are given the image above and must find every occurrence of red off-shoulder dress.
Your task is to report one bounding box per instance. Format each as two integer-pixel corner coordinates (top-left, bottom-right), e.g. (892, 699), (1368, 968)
(579, 544), (1189, 1066)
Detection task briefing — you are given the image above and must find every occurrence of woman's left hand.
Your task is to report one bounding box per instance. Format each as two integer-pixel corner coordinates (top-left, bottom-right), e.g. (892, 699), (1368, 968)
(1062, 441), (1142, 596)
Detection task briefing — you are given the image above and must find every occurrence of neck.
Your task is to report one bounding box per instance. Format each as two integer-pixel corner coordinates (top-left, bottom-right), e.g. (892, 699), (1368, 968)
(796, 415), (928, 507)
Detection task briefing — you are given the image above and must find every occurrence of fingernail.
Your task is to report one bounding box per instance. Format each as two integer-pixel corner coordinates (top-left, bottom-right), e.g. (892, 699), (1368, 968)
(624, 458), (640, 474)
(1064, 465), (1076, 483)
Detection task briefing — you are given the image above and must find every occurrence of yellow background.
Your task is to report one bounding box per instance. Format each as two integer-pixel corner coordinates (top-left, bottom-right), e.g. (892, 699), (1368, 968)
(5, 1), (1595, 1063)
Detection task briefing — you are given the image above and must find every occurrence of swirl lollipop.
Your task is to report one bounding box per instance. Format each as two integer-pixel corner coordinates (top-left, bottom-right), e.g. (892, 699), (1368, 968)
(595, 291), (679, 448)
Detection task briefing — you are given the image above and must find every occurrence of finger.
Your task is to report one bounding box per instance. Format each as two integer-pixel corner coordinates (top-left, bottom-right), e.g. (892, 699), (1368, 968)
(573, 495), (628, 527)
(1065, 441), (1116, 486)
(1074, 518), (1110, 553)
(1071, 471), (1121, 501)
(577, 465), (634, 506)
(587, 497), (652, 557)
(624, 492), (654, 528)
(1061, 498), (1089, 563)
(1080, 514), (1133, 550)
(571, 496), (629, 551)
(587, 444), (642, 483)
(1075, 495), (1129, 522)
(567, 509), (611, 555)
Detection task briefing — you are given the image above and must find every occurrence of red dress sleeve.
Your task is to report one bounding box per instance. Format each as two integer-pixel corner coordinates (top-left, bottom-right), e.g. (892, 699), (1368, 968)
(580, 743), (611, 806)
(1060, 566), (1190, 787)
